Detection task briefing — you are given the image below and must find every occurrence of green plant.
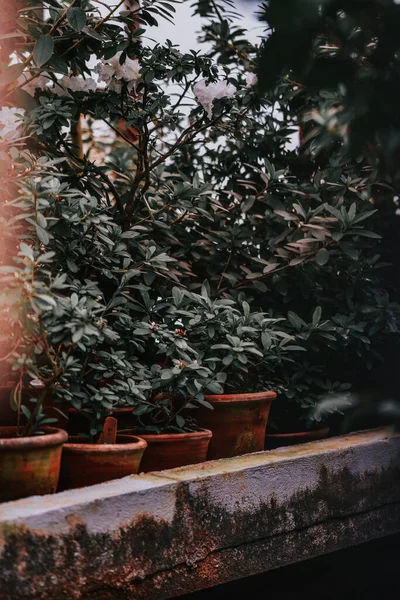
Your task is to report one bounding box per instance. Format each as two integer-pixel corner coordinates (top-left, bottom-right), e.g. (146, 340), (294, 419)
(256, 0), (400, 184)
(131, 284), (306, 432)
(0, 0), (398, 440)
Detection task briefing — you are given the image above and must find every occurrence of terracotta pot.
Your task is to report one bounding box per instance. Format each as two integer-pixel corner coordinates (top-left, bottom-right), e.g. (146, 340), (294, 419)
(138, 429), (212, 472)
(196, 391), (277, 459)
(0, 426), (68, 502)
(58, 434), (147, 490)
(265, 428), (330, 450)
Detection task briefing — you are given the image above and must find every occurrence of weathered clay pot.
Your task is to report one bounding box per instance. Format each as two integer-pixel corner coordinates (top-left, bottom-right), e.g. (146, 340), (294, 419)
(196, 391), (277, 459)
(0, 426), (68, 502)
(58, 434), (147, 490)
(265, 428), (330, 450)
(138, 429), (212, 472)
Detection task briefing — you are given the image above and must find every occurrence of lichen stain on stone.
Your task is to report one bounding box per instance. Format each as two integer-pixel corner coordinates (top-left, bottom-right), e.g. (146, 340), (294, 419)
(66, 514), (85, 529)
(0, 523), (28, 550)
(0, 462), (399, 600)
(232, 430), (257, 457)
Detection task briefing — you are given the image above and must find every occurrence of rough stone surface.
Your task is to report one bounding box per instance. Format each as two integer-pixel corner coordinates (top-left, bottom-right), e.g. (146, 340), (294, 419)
(0, 429), (399, 600)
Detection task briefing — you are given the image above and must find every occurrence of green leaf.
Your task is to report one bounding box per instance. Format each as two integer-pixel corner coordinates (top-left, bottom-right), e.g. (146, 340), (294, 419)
(288, 311), (303, 330)
(242, 301), (250, 318)
(12, 88), (37, 112)
(72, 329), (83, 343)
(19, 242), (34, 261)
(196, 397), (214, 410)
(176, 414), (185, 428)
(315, 248), (330, 266)
(312, 306), (322, 326)
(340, 242), (359, 261)
(261, 331), (271, 349)
(67, 7), (87, 31)
(172, 287), (183, 306)
(348, 202), (356, 221)
(33, 35), (54, 67)
(83, 27), (103, 41)
(222, 355), (233, 366)
(21, 405), (31, 419)
(206, 381), (224, 394)
(352, 230), (382, 239)
(36, 225), (50, 245)
(0, 64), (25, 87)
(160, 370), (173, 380)
(47, 55), (69, 75)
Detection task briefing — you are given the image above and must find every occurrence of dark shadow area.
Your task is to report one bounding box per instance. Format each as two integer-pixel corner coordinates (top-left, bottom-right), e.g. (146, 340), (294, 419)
(178, 533), (400, 599)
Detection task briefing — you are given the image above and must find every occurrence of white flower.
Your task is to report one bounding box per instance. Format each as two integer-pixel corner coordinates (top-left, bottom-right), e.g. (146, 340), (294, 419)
(193, 79), (236, 118)
(30, 378), (44, 388)
(95, 52), (141, 92)
(245, 72), (257, 88)
(18, 73), (51, 96)
(0, 107), (25, 139)
(53, 75), (97, 96)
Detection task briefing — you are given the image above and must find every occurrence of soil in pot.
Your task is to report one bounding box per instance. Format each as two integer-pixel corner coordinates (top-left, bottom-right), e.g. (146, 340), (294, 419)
(195, 391), (276, 460)
(265, 428), (330, 450)
(58, 434), (147, 490)
(136, 429), (212, 472)
(0, 426), (68, 502)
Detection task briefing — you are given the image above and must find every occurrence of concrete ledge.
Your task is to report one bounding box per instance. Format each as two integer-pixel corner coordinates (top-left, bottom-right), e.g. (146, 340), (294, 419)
(0, 429), (399, 600)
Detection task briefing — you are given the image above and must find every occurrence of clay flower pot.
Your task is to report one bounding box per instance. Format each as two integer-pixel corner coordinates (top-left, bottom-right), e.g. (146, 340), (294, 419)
(58, 434), (147, 490)
(196, 391), (277, 459)
(138, 429), (212, 472)
(265, 428), (330, 450)
(0, 426), (68, 503)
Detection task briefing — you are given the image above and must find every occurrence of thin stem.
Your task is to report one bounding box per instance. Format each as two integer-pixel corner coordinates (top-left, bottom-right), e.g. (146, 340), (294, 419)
(217, 250), (232, 291)
(48, 0), (79, 35)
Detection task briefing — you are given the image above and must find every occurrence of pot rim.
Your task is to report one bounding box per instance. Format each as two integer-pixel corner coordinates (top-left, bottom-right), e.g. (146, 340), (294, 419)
(204, 391), (277, 403)
(137, 428), (213, 443)
(0, 426), (68, 450)
(63, 434), (147, 453)
(266, 428), (329, 439)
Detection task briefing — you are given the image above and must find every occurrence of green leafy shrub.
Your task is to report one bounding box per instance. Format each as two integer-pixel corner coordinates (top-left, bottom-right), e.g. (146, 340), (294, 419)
(0, 0), (398, 437)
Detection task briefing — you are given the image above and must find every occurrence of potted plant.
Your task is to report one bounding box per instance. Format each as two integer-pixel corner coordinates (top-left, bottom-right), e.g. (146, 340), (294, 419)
(1, 0), (399, 495)
(0, 326), (68, 503)
(129, 285), (305, 463)
(0, 142), (149, 492)
(58, 426), (147, 491)
(56, 358), (150, 490)
(193, 298), (337, 457)
(264, 314), (342, 449)
(0, 137), (69, 502)
(0, 353), (68, 502)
